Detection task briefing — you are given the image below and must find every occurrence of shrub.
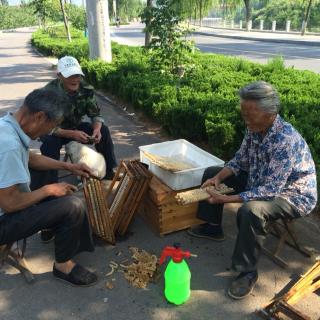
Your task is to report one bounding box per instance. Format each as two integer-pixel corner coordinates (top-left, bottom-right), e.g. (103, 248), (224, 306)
(31, 29), (320, 191)
(0, 5), (37, 30)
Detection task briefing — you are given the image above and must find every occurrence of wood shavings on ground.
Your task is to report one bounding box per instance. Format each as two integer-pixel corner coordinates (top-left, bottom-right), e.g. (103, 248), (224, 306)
(123, 247), (159, 289)
(106, 281), (115, 290)
(106, 261), (119, 276)
(104, 247), (160, 289)
(175, 184), (234, 205)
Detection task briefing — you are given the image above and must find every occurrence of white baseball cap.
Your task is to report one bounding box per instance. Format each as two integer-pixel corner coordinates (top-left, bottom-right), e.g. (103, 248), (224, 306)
(57, 56), (84, 78)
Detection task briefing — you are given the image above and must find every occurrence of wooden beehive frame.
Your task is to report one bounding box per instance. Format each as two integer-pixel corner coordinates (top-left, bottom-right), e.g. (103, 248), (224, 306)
(83, 161), (151, 243)
(258, 260), (320, 320)
(175, 184), (234, 205)
(117, 161), (151, 235)
(105, 160), (152, 236)
(107, 162), (135, 229)
(82, 177), (115, 244)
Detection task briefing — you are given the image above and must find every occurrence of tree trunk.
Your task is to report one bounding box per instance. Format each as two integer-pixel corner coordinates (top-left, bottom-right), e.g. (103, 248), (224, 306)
(301, 0), (312, 36)
(243, 0), (251, 31)
(144, 0), (153, 47)
(199, 0), (203, 27)
(59, 0), (72, 42)
(86, 0), (112, 62)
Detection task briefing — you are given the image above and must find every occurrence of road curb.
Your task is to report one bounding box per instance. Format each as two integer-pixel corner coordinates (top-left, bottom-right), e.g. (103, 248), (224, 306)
(193, 31), (320, 47)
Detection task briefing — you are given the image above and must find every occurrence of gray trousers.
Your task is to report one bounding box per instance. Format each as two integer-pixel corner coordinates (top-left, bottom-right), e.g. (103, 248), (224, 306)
(197, 167), (299, 272)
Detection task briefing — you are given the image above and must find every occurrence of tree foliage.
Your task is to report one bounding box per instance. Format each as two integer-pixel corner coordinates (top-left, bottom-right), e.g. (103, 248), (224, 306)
(253, 0), (320, 31)
(29, 0), (62, 27)
(66, 3), (86, 30)
(0, 5), (37, 29)
(141, 0), (195, 75)
(173, 0), (218, 20)
(117, 0), (145, 22)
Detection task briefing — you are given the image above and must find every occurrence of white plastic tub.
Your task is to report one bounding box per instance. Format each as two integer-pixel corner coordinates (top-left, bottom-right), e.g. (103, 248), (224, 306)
(139, 139), (224, 190)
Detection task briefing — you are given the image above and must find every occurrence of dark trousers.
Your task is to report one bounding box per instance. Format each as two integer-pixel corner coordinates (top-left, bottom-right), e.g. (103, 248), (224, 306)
(0, 195), (94, 263)
(198, 166), (299, 273)
(39, 122), (117, 184)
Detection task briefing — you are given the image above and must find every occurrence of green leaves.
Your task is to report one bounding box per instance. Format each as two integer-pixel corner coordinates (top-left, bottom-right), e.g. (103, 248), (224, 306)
(32, 27), (320, 190)
(0, 5), (37, 29)
(141, 0), (195, 75)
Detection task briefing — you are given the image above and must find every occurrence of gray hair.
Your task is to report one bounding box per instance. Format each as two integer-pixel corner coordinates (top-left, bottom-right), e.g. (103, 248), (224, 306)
(239, 81), (280, 114)
(23, 88), (66, 121)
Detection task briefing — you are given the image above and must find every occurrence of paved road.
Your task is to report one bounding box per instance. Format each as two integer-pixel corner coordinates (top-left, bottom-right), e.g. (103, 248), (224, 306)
(111, 24), (320, 73)
(0, 28), (319, 320)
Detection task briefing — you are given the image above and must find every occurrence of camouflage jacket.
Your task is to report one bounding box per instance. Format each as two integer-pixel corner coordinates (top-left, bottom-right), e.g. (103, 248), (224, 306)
(45, 78), (104, 129)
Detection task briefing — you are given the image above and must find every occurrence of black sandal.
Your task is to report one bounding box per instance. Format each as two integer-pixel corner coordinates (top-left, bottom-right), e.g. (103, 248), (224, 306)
(53, 264), (98, 287)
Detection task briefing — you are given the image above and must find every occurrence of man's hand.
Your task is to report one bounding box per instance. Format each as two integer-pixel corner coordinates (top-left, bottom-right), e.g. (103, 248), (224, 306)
(44, 182), (78, 197)
(71, 130), (90, 143)
(92, 128), (102, 144)
(66, 163), (92, 178)
(206, 189), (226, 204)
(202, 175), (222, 189)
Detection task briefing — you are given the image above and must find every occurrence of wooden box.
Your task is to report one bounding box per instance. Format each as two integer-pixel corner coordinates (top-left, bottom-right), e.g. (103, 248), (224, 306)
(138, 174), (204, 236)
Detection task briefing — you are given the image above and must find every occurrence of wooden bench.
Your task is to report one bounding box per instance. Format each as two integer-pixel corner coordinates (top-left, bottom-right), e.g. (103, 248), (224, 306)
(261, 217), (312, 269)
(0, 242), (34, 283)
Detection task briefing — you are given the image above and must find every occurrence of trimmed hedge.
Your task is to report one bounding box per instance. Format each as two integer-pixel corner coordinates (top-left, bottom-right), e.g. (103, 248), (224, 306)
(31, 27), (88, 60)
(32, 29), (320, 189)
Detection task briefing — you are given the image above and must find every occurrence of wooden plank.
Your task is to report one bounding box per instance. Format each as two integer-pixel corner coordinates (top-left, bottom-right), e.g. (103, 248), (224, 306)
(159, 217), (204, 235)
(147, 175), (173, 204)
(138, 193), (202, 236)
(138, 199), (160, 234)
(160, 209), (201, 223)
(161, 202), (198, 214)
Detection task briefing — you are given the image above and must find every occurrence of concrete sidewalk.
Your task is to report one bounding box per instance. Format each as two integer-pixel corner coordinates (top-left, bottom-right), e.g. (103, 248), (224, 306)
(0, 28), (319, 320)
(192, 24), (320, 46)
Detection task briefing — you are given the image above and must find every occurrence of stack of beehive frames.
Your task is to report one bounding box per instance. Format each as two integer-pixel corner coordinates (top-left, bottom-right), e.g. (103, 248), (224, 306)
(105, 160), (152, 236)
(82, 177), (115, 244)
(175, 184), (234, 205)
(82, 160), (151, 243)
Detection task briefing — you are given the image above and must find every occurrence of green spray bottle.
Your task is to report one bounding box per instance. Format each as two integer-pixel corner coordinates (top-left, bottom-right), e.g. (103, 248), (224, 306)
(159, 244), (195, 305)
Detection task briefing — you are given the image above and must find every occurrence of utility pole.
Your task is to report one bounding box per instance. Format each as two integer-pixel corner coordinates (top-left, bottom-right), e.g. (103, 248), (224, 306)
(86, 0), (112, 62)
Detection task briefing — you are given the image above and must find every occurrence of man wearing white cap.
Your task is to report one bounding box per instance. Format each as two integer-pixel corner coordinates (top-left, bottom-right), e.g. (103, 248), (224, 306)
(39, 56), (117, 185)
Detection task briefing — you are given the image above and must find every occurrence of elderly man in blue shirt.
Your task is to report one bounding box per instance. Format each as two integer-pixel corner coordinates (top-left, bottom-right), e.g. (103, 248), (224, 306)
(0, 88), (98, 287)
(188, 81), (317, 300)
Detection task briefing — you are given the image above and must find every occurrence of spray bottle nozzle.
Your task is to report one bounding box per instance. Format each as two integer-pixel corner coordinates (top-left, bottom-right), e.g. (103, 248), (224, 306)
(159, 245), (193, 264)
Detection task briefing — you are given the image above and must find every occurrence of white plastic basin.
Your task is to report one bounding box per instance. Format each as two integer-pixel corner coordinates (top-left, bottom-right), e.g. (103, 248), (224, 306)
(139, 139), (224, 190)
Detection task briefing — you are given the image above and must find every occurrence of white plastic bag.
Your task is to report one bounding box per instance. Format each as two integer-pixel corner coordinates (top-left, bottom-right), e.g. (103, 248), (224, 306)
(65, 141), (106, 179)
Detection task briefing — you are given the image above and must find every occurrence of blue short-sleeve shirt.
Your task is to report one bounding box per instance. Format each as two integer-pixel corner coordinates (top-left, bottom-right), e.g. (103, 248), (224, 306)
(0, 113), (31, 216)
